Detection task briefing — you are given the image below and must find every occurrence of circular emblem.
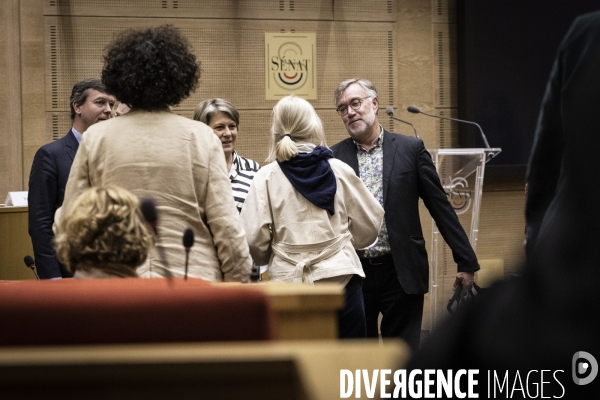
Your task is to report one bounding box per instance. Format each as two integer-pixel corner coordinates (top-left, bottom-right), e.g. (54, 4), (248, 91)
(447, 177), (471, 214)
(273, 42), (309, 91)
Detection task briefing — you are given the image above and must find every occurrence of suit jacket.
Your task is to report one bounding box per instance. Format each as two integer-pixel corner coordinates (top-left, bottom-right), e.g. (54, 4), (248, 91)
(61, 109), (252, 282)
(332, 130), (479, 294)
(408, 16), (600, 396)
(28, 130), (78, 278)
(526, 11), (600, 267)
(525, 11), (600, 307)
(412, 12), (600, 380)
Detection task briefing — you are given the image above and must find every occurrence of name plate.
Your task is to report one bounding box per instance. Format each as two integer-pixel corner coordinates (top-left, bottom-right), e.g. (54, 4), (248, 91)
(5, 191), (28, 207)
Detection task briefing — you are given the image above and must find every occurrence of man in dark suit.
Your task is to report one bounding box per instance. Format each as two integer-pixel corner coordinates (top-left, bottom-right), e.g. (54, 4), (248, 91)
(28, 78), (115, 279)
(331, 78), (479, 351)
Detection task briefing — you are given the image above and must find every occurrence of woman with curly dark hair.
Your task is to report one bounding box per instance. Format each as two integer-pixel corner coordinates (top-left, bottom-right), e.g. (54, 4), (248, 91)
(60, 25), (252, 282)
(101, 25), (200, 110)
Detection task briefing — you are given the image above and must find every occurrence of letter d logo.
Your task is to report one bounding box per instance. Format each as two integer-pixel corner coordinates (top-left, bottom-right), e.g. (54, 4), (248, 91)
(572, 351), (598, 385)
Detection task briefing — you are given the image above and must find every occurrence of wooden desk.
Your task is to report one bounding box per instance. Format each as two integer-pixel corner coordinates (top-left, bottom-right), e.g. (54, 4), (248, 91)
(0, 206), (345, 341)
(0, 206), (34, 280)
(218, 282), (345, 341)
(0, 339), (410, 400)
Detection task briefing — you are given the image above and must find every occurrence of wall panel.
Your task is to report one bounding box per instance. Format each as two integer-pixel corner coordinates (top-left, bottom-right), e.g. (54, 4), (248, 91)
(333, 0), (395, 21)
(396, 1), (436, 148)
(44, 18), (396, 110)
(44, 0), (334, 20)
(44, 16), (396, 163)
(21, 0), (46, 191)
(44, 0), (397, 22)
(0, 1), (24, 196)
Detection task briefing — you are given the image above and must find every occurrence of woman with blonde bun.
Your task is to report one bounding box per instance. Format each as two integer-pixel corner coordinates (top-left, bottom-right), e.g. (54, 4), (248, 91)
(241, 95), (384, 338)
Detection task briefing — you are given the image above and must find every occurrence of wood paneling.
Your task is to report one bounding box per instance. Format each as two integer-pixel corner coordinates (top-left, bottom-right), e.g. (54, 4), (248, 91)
(21, 0), (46, 190)
(397, 1), (436, 147)
(43, 16), (396, 165)
(226, 282), (345, 340)
(44, 0), (335, 20)
(0, 207), (35, 280)
(476, 190), (527, 277)
(333, 0), (396, 21)
(433, 23), (458, 110)
(431, 0), (456, 24)
(43, 0), (396, 22)
(0, 340), (409, 400)
(43, 18), (396, 111)
(0, 1), (24, 196)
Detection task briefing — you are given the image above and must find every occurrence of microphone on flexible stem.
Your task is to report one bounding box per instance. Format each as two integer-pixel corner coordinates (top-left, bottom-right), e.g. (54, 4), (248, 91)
(23, 255), (40, 280)
(407, 105), (493, 151)
(182, 228), (194, 281)
(386, 106), (419, 139)
(140, 197), (174, 282)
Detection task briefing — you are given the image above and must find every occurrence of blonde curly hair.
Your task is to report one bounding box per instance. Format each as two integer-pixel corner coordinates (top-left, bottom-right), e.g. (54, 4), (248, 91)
(55, 185), (152, 274)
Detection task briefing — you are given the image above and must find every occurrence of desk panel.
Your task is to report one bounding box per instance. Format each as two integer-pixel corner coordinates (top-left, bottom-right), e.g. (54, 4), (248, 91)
(0, 339), (409, 400)
(219, 282), (345, 340)
(0, 206), (35, 280)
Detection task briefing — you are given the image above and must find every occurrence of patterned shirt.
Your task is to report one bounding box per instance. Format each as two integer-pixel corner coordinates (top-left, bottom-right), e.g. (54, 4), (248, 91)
(355, 126), (391, 258)
(229, 151), (261, 213)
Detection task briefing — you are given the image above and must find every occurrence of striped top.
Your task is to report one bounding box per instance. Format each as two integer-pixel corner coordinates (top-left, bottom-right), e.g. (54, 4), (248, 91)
(229, 151), (261, 213)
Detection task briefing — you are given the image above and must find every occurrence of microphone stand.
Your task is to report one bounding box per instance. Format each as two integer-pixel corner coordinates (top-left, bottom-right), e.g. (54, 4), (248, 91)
(407, 105), (495, 160)
(140, 198), (174, 284)
(184, 251), (190, 281)
(182, 228), (194, 281)
(23, 256), (40, 280)
(386, 107), (419, 138)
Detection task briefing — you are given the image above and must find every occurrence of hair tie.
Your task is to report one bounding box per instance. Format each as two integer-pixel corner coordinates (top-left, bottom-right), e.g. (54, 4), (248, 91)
(284, 134), (291, 138)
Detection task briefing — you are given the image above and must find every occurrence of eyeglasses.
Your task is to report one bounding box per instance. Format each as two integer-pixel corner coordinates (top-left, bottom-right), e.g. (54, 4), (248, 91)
(336, 96), (371, 116)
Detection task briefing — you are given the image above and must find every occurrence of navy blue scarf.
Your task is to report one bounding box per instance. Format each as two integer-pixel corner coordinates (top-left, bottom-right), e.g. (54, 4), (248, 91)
(277, 146), (337, 215)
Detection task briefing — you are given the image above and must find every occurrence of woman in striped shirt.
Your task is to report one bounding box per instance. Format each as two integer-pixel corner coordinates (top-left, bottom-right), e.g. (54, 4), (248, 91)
(194, 99), (260, 213)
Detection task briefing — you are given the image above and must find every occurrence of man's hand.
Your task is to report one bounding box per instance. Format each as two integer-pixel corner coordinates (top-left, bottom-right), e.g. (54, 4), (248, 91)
(454, 271), (475, 295)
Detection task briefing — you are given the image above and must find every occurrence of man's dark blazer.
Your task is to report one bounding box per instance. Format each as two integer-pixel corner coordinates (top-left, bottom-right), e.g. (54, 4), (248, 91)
(526, 10), (600, 267)
(409, 16), (600, 390)
(28, 130), (78, 278)
(332, 130), (479, 294)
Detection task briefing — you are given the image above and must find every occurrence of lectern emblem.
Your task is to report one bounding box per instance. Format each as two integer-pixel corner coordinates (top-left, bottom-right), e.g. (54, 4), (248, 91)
(446, 177), (471, 214)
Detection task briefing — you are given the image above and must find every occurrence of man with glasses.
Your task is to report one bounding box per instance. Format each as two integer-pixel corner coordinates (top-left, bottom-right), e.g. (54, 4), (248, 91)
(331, 78), (479, 351)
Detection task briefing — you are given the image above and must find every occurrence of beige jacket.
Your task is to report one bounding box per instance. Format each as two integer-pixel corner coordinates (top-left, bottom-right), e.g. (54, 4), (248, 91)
(240, 152), (384, 283)
(61, 109), (252, 282)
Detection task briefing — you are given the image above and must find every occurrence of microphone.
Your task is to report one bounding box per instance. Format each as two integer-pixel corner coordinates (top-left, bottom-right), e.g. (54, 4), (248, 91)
(386, 106), (419, 139)
(407, 105), (491, 149)
(140, 197), (173, 281)
(140, 197), (158, 234)
(182, 228), (194, 281)
(23, 255), (40, 280)
(250, 264), (261, 283)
